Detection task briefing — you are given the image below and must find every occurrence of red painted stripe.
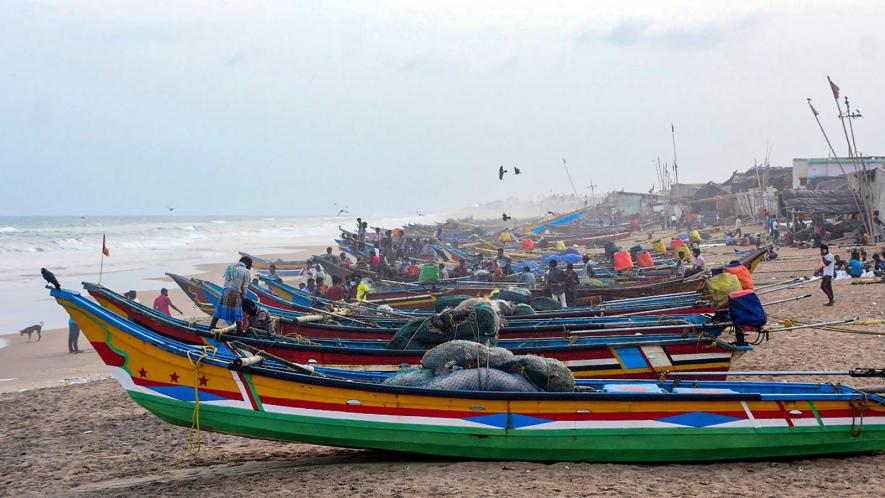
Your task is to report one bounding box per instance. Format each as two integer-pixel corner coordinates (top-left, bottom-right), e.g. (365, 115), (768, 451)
(237, 371), (260, 410)
(775, 401), (795, 427)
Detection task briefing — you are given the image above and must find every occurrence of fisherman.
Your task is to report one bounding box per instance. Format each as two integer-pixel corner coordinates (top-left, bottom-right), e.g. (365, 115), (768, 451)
(438, 262), (449, 280)
(313, 276), (328, 297)
(686, 248), (705, 276)
(124, 290), (140, 303)
(517, 266), (536, 290)
(581, 254), (595, 278)
(372, 227), (383, 245)
(545, 260), (567, 307)
(820, 244), (835, 306)
(298, 282), (307, 291)
(153, 288), (183, 316)
(266, 264), (283, 284)
(381, 230), (394, 262)
(323, 247), (340, 264)
(735, 217), (743, 238)
(242, 298), (273, 334)
(67, 317), (80, 354)
(306, 277), (317, 294)
(564, 263), (579, 307)
(674, 253), (686, 278)
(875, 210), (885, 242)
(209, 256), (252, 333)
(358, 221), (368, 244)
(450, 259), (469, 278)
(356, 277), (372, 302)
(325, 275), (346, 301)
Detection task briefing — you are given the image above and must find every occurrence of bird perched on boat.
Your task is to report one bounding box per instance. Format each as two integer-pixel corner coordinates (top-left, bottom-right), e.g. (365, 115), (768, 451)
(41, 268), (61, 290)
(513, 167), (521, 175)
(502, 213), (511, 221)
(498, 166), (507, 180)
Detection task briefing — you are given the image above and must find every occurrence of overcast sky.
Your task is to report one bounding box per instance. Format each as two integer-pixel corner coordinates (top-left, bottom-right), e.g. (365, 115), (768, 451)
(1, 1), (882, 216)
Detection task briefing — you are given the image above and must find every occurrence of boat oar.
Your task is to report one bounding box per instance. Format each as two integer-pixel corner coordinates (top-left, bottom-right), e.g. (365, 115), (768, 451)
(766, 318), (860, 333)
(229, 341), (319, 376)
(660, 368), (885, 377)
(760, 294), (812, 307)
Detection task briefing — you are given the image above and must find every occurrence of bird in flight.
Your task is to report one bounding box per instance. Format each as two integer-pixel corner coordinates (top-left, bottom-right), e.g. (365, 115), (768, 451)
(502, 213), (511, 221)
(513, 167), (521, 175)
(498, 166), (507, 180)
(41, 268), (61, 290)
(167, 207), (176, 213)
(546, 211), (556, 216)
(416, 211), (425, 216)
(337, 209), (349, 216)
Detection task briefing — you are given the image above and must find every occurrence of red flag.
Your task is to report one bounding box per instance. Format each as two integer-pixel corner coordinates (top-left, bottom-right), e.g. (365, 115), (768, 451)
(828, 76), (839, 99)
(102, 234), (110, 257)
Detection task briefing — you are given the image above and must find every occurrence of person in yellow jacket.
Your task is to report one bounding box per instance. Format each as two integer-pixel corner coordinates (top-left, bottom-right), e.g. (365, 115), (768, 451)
(356, 277), (373, 302)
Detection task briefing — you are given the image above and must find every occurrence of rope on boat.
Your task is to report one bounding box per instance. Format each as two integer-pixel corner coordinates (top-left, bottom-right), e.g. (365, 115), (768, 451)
(186, 345), (217, 455)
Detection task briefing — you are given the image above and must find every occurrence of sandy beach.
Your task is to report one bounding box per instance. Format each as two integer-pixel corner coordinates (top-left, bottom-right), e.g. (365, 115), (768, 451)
(1, 237), (884, 497)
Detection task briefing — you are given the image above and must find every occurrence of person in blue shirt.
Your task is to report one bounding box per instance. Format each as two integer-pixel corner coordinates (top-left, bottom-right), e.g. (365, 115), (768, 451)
(847, 251), (864, 278)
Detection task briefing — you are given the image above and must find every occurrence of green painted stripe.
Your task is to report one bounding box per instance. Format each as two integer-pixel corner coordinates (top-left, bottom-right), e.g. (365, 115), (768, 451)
(808, 401), (826, 431)
(243, 374), (264, 412)
(127, 391), (885, 462)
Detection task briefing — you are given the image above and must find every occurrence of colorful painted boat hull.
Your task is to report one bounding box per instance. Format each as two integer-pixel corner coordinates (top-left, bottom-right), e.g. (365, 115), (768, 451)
(52, 287), (885, 462)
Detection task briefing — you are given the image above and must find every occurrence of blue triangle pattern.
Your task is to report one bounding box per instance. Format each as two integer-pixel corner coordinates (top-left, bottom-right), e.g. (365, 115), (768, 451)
(657, 412), (742, 428)
(464, 413), (553, 429)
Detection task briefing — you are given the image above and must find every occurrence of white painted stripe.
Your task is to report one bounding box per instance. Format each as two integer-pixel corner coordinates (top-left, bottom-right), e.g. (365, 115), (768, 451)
(669, 353), (732, 362)
(741, 401), (759, 429)
(230, 371), (253, 407)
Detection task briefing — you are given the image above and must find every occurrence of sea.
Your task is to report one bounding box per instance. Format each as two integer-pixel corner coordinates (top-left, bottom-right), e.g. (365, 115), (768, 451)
(0, 215), (436, 340)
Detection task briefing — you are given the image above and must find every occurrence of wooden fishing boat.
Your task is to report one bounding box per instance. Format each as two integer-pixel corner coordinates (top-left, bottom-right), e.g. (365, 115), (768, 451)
(52, 286), (885, 462)
(238, 251), (305, 275)
(86, 282), (720, 342)
(79, 284), (741, 379)
(256, 275), (717, 318)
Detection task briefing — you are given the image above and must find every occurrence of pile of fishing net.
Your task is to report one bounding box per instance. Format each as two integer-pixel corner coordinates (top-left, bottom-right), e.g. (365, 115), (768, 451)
(529, 296), (562, 311)
(387, 299), (502, 350)
(494, 287), (532, 305)
(382, 340), (575, 392)
(434, 294), (474, 312)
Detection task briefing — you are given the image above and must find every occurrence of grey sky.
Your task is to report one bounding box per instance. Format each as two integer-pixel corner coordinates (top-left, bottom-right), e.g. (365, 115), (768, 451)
(1, 1), (882, 216)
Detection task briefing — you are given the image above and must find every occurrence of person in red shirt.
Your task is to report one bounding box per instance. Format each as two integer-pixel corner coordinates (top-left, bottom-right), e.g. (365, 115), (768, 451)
(324, 275), (346, 301)
(153, 288), (182, 316)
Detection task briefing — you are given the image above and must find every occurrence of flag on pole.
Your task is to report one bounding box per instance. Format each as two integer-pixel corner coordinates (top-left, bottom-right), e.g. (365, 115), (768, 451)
(102, 234), (110, 257)
(827, 76), (840, 99)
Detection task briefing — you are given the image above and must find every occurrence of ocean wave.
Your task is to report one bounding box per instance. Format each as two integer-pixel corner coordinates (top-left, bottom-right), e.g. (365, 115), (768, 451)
(0, 226), (16, 233)
(177, 226), (196, 231)
(210, 220), (226, 224)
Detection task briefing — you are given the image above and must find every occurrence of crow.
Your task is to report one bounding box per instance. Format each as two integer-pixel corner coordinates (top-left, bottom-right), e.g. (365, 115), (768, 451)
(513, 167), (521, 175)
(41, 268), (61, 290)
(498, 165), (507, 180)
(502, 213), (512, 221)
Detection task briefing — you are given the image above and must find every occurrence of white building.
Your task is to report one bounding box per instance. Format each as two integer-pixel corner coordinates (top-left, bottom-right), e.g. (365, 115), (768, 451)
(792, 156), (885, 188)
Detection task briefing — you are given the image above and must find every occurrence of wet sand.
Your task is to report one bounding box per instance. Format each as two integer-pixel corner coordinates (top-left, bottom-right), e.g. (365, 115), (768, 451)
(1, 237), (884, 496)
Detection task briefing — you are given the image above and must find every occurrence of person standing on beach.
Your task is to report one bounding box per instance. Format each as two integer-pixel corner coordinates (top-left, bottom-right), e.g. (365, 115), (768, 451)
(209, 256), (252, 332)
(564, 263), (579, 307)
(517, 266), (536, 290)
(545, 260), (567, 307)
(820, 244), (835, 306)
(153, 288), (182, 316)
(67, 317), (80, 353)
(735, 217), (743, 238)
